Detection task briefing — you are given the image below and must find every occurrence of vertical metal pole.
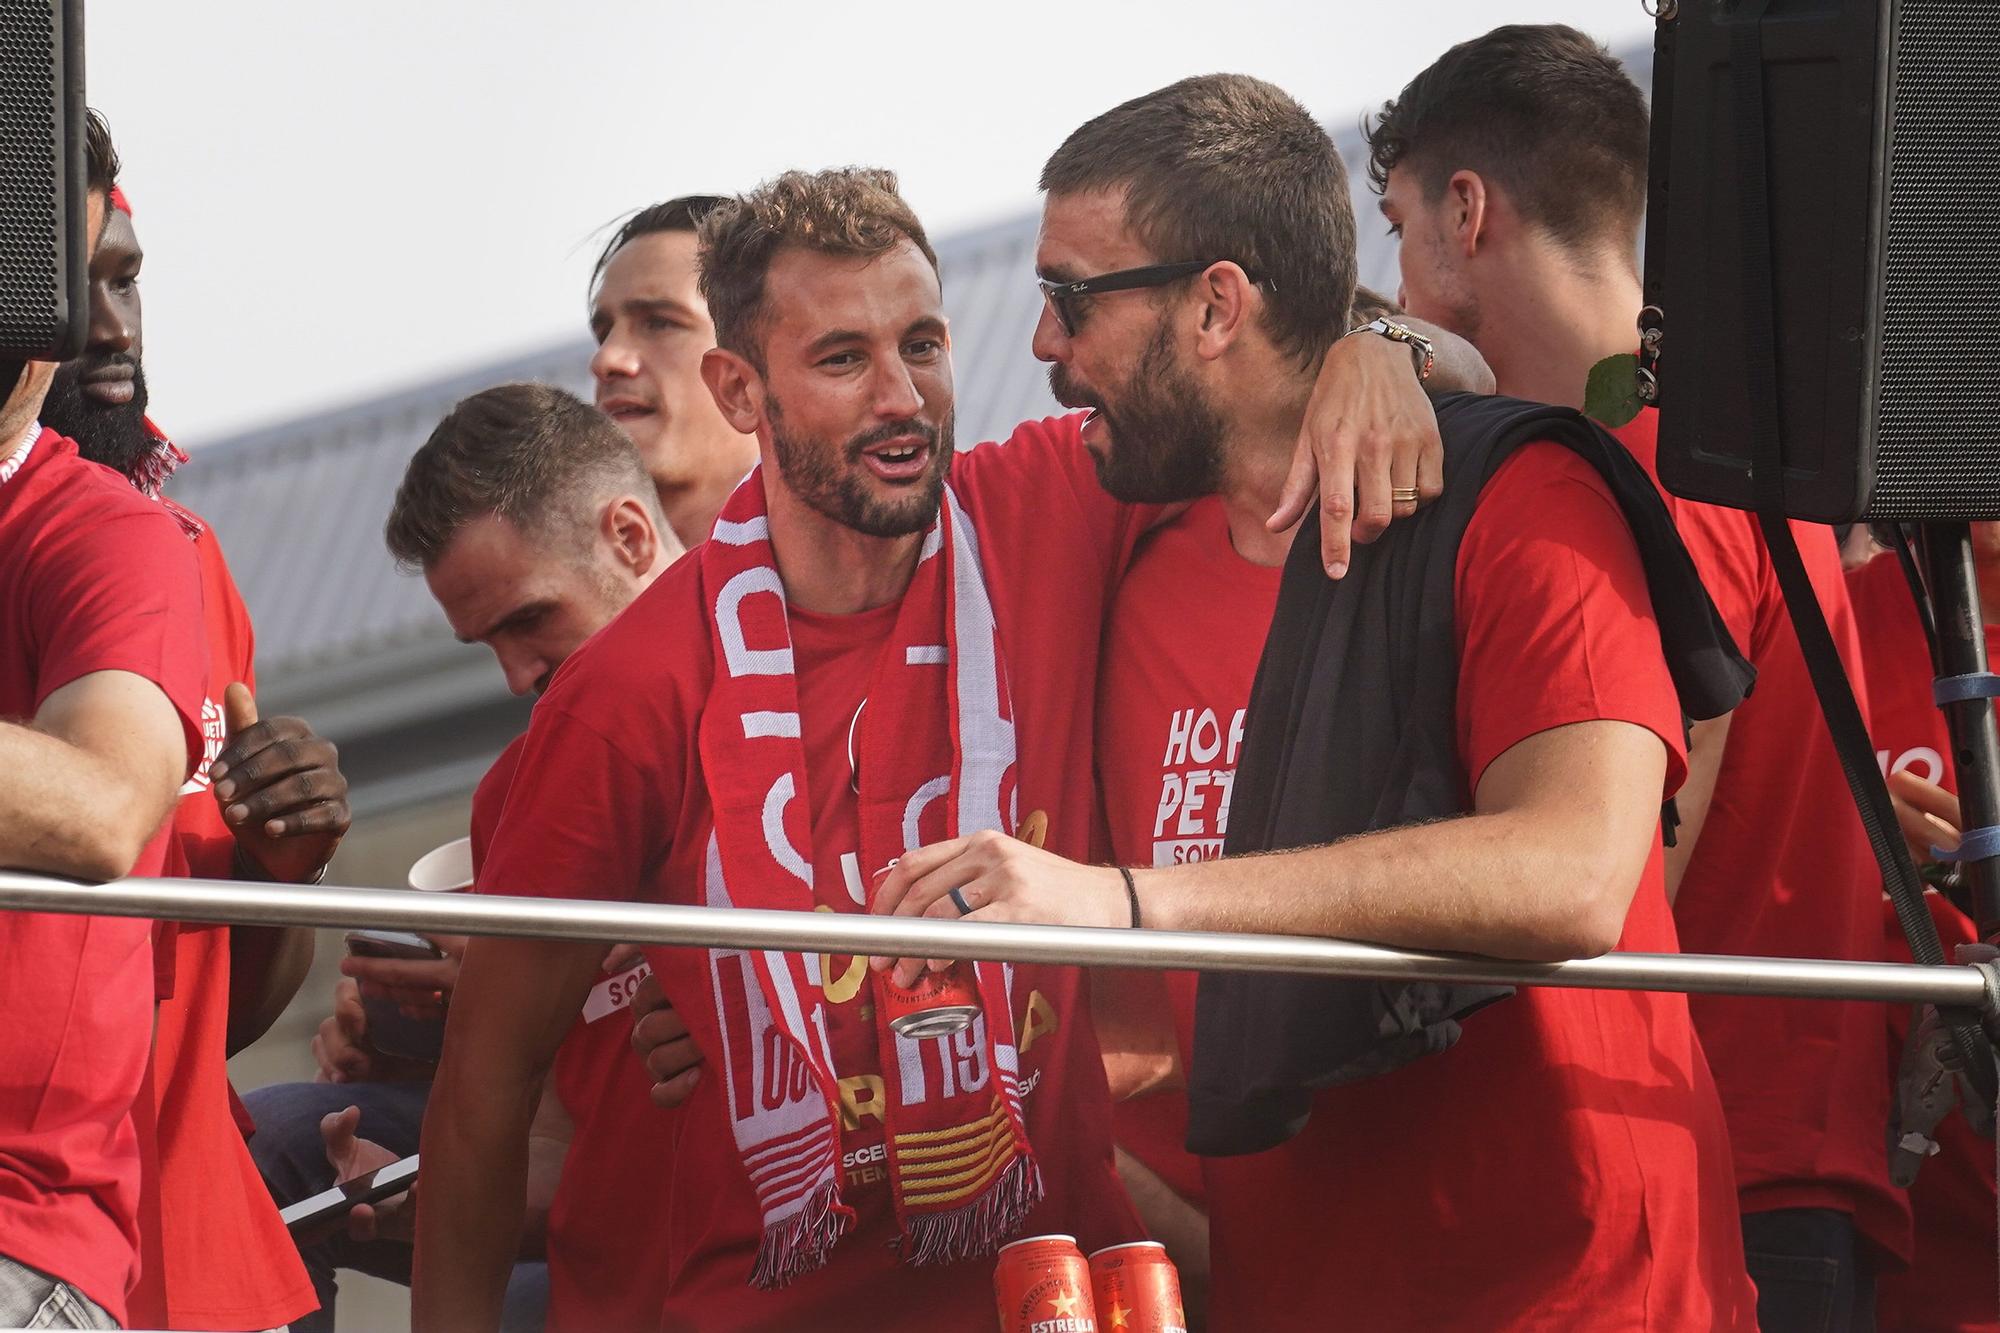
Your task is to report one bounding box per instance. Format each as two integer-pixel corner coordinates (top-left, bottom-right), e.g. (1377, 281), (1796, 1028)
(1919, 523), (2000, 934)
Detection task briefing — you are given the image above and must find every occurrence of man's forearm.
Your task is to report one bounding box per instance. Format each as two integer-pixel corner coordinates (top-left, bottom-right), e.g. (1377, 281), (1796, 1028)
(1138, 811), (1620, 961)
(411, 1063), (543, 1333)
(0, 718), (175, 879)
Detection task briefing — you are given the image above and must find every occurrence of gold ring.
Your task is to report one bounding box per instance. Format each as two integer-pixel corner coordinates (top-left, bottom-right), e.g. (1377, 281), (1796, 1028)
(1391, 486), (1421, 504)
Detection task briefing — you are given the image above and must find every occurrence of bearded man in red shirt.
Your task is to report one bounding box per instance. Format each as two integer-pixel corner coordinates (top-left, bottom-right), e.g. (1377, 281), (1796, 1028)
(876, 71), (1759, 1331)
(0, 112), (211, 1332)
(39, 172), (351, 1331)
(416, 167), (1160, 1333)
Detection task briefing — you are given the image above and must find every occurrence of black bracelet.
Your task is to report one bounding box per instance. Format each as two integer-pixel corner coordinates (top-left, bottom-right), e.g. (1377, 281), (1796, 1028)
(1118, 866), (1142, 929)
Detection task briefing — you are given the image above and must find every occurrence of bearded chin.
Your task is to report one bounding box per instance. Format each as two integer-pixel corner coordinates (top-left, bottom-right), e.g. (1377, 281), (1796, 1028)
(769, 401), (956, 539)
(42, 364), (156, 483)
(1090, 327), (1226, 505)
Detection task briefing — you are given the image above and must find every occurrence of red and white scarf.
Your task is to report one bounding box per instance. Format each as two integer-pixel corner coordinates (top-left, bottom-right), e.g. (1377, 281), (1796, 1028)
(696, 471), (1042, 1288)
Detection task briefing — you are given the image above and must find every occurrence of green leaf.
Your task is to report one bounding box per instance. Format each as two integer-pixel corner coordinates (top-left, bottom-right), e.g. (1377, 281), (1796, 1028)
(1583, 352), (1643, 429)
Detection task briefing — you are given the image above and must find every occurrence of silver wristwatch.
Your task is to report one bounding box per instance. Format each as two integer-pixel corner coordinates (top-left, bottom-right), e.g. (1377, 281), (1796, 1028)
(1347, 316), (1436, 383)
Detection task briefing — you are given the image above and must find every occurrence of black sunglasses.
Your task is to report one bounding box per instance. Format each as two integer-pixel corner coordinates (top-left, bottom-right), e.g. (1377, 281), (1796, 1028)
(1036, 260), (1265, 336)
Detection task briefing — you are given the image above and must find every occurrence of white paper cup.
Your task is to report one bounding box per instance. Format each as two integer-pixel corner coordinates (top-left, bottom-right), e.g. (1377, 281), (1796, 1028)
(407, 836), (474, 893)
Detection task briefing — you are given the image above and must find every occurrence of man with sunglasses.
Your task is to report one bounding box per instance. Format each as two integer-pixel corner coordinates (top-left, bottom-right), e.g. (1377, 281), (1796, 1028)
(875, 73), (1757, 1330)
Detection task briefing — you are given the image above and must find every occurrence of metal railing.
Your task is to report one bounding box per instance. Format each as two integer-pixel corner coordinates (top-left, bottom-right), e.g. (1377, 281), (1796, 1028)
(0, 870), (1993, 1013)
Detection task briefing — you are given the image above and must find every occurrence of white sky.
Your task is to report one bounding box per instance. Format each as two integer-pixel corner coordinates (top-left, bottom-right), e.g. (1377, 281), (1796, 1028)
(86, 0), (1652, 443)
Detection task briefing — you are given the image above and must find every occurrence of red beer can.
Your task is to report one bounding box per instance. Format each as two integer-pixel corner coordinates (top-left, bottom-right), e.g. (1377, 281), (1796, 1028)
(994, 1234), (1098, 1332)
(877, 960), (979, 1038)
(1089, 1241), (1186, 1333)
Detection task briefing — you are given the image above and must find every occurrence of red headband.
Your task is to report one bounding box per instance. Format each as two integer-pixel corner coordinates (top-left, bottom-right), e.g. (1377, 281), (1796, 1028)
(109, 184), (132, 217)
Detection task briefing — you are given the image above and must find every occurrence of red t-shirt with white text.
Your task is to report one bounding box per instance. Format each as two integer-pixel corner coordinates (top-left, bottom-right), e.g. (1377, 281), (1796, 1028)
(1179, 442), (1755, 1331)
(0, 428), (207, 1325)
(1617, 410), (1905, 1256)
(478, 416), (1147, 1330)
(1848, 548), (1999, 1331)
(138, 522), (318, 1331)
(1095, 497), (1281, 1204)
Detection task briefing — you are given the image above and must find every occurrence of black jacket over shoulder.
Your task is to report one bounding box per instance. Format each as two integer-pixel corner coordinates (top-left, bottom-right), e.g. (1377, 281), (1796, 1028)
(1186, 393), (1755, 1156)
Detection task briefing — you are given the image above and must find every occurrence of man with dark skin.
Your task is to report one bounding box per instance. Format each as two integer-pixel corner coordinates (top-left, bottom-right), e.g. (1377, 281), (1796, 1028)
(40, 175), (351, 1333)
(0, 112), (209, 1333)
(41, 188), (348, 1034)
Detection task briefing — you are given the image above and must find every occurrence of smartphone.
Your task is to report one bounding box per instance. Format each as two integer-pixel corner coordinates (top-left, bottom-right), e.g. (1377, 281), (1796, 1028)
(280, 1153), (420, 1238)
(344, 930), (448, 1062)
(344, 929), (444, 961)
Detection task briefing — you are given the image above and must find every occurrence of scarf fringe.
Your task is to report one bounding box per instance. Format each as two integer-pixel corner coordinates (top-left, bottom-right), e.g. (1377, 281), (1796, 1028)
(751, 1180), (852, 1290)
(898, 1154), (1045, 1266)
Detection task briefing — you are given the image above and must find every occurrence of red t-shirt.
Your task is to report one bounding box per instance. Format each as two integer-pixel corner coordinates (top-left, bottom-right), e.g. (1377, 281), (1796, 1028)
(463, 735), (685, 1333)
(1847, 549), (1999, 1331)
(0, 427), (208, 1325)
(1095, 496), (1282, 1204)
(1179, 442), (1754, 1331)
(479, 416), (1148, 1330)
(1615, 410), (1905, 1256)
(136, 521), (319, 1331)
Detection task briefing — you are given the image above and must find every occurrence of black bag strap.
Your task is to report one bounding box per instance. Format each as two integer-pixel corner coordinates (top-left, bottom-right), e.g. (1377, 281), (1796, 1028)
(1728, 2), (1996, 1101)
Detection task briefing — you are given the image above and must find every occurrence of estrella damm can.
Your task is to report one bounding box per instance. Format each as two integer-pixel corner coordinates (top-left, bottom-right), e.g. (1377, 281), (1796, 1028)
(877, 960), (979, 1038)
(994, 1234), (1097, 1332)
(1089, 1240), (1186, 1333)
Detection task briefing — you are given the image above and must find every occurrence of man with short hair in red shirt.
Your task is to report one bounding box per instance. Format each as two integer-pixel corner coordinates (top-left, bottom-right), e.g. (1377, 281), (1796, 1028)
(589, 193), (757, 547)
(0, 112), (210, 1332)
(382, 381), (688, 1333)
(876, 72), (1758, 1331)
(1368, 25), (1900, 1328)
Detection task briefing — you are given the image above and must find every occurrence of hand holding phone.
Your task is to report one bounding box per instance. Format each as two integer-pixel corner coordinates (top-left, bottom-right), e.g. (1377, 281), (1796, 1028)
(282, 1105), (418, 1243)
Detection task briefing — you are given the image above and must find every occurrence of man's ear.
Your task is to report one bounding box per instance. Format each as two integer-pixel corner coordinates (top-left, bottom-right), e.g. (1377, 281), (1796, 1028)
(1191, 262), (1258, 362)
(1446, 170), (1490, 259)
(601, 495), (664, 576)
(700, 347), (765, 435)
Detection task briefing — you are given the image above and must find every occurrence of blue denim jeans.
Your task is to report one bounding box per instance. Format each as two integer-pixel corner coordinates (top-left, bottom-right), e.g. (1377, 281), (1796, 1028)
(243, 1079), (547, 1333)
(0, 1254), (116, 1330)
(1742, 1208), (1877, 1333)
(243, 1079), (432, 1333)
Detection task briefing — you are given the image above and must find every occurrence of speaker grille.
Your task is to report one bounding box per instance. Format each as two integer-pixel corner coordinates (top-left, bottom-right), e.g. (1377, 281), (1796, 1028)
(0, 3), (61, 352)
(1871, 0), (2000, 518)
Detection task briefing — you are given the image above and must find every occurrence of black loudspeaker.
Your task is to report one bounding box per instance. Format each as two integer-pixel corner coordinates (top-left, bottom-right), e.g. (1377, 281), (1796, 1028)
(1645, 0), (2000, 522)
(0, 0), (85, 367)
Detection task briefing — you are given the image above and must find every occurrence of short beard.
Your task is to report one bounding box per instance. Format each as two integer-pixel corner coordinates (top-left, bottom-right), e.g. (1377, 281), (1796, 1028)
(42, 357), (155, 483)
(768, 396), (955, 539)
(1055, 320), (1226, 505)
